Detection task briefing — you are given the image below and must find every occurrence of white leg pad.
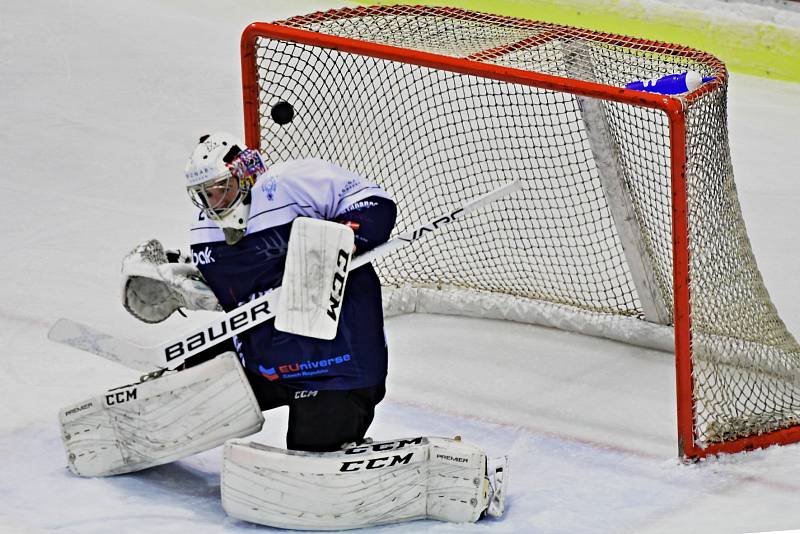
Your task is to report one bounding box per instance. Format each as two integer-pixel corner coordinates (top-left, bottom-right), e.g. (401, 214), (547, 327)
(60, 352), (264, 477)
(221, 436), (499, 530)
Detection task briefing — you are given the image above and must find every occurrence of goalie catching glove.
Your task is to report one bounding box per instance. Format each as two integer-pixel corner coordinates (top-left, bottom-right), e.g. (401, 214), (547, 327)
(121, 239), (222, 323)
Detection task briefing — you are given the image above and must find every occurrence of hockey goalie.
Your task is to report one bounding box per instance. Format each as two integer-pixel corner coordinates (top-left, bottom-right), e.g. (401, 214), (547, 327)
(57, 132), (508, 529)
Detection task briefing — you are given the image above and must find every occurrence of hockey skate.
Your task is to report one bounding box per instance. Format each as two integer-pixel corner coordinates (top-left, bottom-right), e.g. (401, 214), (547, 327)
(485, 455), (509, 518)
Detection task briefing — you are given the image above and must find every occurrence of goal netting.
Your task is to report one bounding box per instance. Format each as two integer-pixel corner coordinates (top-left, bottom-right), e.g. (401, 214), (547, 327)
(241, 5), (800, 458)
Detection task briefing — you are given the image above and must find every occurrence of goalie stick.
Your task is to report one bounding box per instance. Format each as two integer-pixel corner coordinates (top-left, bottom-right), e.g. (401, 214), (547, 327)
(48, 180), (523, 372)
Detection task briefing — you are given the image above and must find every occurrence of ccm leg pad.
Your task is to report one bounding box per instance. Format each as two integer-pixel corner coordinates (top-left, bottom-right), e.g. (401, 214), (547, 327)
(221, 436), (506, 530)
(60, 352), (264, 476)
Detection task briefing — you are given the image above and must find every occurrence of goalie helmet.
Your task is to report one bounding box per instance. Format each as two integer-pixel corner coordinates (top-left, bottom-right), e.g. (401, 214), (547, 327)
(185, 132), (266, 245)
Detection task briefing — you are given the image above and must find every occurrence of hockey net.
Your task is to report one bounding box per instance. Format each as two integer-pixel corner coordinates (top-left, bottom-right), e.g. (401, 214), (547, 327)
(240, 5), (800, 458)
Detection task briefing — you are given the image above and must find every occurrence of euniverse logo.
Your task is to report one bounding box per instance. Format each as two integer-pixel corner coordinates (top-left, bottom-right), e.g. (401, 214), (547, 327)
(192, 246), (215, 265)
(258, 354), (352, 381)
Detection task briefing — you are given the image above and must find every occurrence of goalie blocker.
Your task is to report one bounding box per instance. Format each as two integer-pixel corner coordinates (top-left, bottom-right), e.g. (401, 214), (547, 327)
(222, 436), (508, 529)
(275, 217), (355, 340)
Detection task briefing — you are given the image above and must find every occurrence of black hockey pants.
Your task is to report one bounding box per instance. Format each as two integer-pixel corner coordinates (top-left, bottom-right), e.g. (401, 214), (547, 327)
(243, 368), (385, 452)
(183, 341), (385, 453)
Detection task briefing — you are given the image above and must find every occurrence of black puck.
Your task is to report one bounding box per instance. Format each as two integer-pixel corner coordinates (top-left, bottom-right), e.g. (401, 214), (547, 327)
(271, 101), (294, 125)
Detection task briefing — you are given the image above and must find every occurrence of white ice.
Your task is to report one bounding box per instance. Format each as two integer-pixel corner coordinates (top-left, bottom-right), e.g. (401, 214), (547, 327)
(1, 1), (800, 533)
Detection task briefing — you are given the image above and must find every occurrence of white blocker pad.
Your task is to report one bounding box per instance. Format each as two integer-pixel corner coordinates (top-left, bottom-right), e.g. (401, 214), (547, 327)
(275, 217), (354, 340)
(60, 352), (264, 477)
(222, 436), (503, 530)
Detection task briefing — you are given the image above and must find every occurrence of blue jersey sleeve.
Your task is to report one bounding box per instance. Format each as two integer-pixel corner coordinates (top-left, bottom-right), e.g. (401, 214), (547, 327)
(334, 196), (397, 254)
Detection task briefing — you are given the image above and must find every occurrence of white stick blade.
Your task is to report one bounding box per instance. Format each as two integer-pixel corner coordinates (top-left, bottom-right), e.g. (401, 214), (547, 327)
(48, 318), (155, 371)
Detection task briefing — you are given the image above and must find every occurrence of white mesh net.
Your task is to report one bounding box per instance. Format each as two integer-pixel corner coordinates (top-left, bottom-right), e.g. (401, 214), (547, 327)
(244, 6), (800, 454)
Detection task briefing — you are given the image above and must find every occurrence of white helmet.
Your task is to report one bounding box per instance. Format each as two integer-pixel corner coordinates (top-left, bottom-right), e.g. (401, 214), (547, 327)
(185, 132), (266, 244)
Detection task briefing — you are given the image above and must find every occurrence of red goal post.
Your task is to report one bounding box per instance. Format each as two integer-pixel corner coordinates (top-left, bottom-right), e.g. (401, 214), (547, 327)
(239, 5), (800, 460)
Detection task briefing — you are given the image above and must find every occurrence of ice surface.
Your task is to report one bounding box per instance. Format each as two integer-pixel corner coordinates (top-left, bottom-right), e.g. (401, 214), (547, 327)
(1, 1), (799, 533)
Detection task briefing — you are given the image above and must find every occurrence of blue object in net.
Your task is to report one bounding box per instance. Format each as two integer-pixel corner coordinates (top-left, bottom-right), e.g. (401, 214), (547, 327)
(625, 71), (716, 95)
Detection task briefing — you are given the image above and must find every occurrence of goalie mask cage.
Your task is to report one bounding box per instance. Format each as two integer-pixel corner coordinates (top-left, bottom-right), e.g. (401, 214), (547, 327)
(240, 5), (800, 459)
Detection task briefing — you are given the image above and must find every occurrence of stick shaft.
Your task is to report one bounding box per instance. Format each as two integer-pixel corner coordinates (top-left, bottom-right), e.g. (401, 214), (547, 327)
(51, 180), (522, 371)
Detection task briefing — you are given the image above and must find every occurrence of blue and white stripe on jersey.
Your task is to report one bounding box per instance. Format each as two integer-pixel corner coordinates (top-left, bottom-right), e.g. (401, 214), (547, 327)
(190, 158), (392, 245)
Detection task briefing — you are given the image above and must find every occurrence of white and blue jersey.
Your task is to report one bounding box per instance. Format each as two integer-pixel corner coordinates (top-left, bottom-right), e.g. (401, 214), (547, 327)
(190, 158), (396, 391)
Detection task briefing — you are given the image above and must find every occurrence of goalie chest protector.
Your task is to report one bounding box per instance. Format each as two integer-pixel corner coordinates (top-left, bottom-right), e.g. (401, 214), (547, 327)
(189, 158), (393, 391)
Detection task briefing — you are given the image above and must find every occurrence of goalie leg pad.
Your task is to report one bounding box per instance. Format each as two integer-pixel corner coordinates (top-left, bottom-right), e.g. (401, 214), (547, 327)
(221, 436), (503, 530)
(60, 352), (264, 477)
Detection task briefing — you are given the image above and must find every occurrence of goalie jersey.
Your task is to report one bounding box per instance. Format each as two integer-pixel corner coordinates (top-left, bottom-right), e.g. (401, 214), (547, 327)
(189, 158), (396, 390)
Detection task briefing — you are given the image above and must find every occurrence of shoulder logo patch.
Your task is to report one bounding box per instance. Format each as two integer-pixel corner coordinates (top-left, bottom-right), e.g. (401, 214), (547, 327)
(261, 177), (277, 201)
